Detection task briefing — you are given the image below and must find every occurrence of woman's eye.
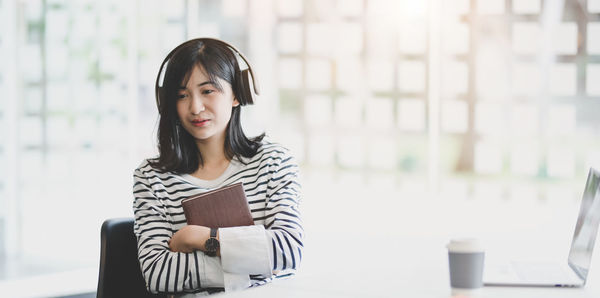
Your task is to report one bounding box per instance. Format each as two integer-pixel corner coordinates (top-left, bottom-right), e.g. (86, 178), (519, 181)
(202, 89), (214, 95)
(177, 93), (188, 99)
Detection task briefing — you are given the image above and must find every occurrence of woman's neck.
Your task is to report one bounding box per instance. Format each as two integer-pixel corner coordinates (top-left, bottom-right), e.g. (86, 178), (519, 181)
(195, 134), (229, 168)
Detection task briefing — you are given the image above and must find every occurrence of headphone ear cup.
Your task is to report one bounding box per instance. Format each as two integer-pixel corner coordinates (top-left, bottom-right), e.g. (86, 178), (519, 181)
(240, 69), (255, 105)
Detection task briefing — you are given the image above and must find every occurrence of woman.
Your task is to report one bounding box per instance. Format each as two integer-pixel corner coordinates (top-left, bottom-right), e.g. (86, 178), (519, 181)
(132, 38), (303, 296)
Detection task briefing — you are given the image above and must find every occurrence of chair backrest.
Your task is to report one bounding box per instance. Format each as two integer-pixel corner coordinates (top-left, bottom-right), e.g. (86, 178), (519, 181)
(97, 218), (166, 298)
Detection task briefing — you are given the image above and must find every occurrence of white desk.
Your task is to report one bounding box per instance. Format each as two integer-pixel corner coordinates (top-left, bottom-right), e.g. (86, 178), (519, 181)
(214, 185), (600, 298)
(216, 235), (600, 298)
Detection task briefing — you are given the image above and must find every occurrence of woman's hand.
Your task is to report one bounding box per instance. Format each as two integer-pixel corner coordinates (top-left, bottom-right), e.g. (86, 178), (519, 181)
(169, 225), (210, 253)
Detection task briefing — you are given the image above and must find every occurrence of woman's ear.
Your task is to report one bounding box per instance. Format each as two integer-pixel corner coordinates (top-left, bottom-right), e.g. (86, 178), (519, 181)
(233, 98), (240, 107)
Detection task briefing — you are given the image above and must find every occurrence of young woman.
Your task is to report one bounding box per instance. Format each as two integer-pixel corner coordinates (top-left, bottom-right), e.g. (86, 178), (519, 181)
(132, 38), (303, 296)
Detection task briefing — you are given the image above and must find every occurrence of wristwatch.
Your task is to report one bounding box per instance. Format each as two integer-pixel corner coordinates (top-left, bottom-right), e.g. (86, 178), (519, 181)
(204, 228), (219, 257)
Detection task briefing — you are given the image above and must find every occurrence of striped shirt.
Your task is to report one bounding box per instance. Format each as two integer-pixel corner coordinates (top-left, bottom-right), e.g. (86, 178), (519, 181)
(132, 142), (303, 295)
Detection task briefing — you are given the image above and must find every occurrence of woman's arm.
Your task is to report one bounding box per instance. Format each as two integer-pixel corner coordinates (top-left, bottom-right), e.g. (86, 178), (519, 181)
(262, 153), (304, 273)
(133, 166), (225, 294)
(215, 150), (304, 278)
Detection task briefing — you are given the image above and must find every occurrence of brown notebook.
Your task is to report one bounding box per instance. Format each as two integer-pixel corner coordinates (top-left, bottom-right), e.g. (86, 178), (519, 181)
(181, 182), (254, 228)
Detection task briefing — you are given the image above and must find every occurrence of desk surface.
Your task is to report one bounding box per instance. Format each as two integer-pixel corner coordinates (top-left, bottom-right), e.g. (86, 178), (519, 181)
(213, 190), (600, 298)
(217, 235), (600, 298)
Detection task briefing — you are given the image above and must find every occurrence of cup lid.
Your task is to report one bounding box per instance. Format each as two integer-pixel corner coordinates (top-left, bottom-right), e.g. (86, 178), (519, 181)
(446, 238), (484, 253)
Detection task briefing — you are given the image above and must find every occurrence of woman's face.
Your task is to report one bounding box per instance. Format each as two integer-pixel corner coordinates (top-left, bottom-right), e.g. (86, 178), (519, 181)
(176, 65), (239, 145)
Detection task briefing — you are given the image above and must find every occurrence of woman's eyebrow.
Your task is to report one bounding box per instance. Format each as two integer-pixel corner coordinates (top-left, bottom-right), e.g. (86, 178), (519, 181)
(196, 81), (216, 87)
(179, 81), (216, 89)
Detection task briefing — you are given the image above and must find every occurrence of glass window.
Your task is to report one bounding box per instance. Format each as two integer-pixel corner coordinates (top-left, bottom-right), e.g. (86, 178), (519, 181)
(549, 63), (577, 96)
(277, 22), (303, 53)
(513, 0), (541, 14)
(477, 0), (505, 14)
(442, 21), (469, 55)
(306, 58), (332, 90)
(552, 23), (578, 55)
(365, 97), (394, 130)
(441, 100), (468, 133)
(334, 96), (363, 128)
(304, 95), (332, 127)
(397, 99), (426, 132)
(278, 58), (303, 89)
(510, 141), (540, 175)
(398, 61), (426, 93)
(442, 60), (468, 97)
(368, 136), (397, 170)
(338, 135), (365, 168)
(547, 145), (576, 178)
(588, 23), (600, 54)
(512, 22), (540, 55)
(276, 0), (303, 17)
(587, 64), (600, 96)
(474, 139), (503, 174)
(512, 62), (541, 96)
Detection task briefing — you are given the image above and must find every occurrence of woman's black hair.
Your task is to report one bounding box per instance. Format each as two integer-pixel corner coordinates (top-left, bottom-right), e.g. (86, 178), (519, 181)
(149, 39), (264, 174)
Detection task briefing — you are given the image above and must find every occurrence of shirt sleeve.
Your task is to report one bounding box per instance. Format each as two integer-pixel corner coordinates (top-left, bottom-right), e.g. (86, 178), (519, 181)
(264, 151), (304, 273)
(132, 165), (225, 294)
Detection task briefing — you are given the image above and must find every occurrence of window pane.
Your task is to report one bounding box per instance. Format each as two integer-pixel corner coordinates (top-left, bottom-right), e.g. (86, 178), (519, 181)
(510, 141), (540, 175)
(512, 23), (540, 55)
(277, 22), (303, 53)
(588, 23), (600, 54)
(441, 100), (468, 133)
(276, 0), (302, 17)
(587, 64), (600, 96)
(588, 0), (600, 13)
(550, 63), (576, 96)
(442, 60), (468, 96)
(443, 21), (469, 55)
(367, 59), (394, 91)
(474, 140), (503, 174)
(513, 0), (541, 14)
(475, 102), (505, 135)
(398, 61), (426, 92)
(368, 136), (397, 170)
(546, 104), (576, 136)
(304, 95), (332, 127)
(552, 23), (578, 55)
(547, 145), (575, 178)
(397, 99), (426, 132)
(365, 97), (394, 129)
(512, 62), (541, 96)
(338, 135), (365, 168)
(335, 96), (363, 128)
(278, 58), (303, 89)
(509, 104), (539, 136)
(306, 59), (331, 90)
(399, 20), (427, 54)
(477, 0), (504, 14)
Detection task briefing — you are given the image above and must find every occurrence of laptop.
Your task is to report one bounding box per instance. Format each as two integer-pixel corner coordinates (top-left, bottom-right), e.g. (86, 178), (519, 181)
(483, 167), (600, 287)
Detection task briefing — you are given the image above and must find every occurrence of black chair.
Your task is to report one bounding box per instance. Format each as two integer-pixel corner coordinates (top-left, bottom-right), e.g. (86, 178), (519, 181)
(97, 218), (166, 298)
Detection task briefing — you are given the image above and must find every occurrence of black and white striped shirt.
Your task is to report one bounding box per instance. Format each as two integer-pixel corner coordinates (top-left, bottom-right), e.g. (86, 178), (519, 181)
(132, 142), (303, 295)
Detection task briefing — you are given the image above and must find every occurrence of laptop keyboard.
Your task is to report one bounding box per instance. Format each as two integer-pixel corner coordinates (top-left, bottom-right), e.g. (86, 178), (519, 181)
(512, 262), (572, 282)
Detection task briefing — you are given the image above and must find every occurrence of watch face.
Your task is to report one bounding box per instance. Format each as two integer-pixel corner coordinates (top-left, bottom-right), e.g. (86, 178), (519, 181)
(205, 238), (219, 255)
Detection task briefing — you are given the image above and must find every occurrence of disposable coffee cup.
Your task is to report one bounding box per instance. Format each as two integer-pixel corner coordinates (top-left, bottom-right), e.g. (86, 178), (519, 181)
(447, 238), (485, 293)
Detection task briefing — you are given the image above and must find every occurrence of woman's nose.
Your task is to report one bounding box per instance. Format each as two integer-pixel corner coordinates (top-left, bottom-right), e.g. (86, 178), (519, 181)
(190, 95), (205, 114)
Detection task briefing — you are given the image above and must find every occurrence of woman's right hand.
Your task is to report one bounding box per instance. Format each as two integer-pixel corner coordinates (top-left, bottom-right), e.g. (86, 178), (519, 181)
(169, 225), (210, 253)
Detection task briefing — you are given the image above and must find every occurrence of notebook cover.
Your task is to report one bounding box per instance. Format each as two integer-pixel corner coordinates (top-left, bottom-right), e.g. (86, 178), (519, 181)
(181, 182), (254, 228)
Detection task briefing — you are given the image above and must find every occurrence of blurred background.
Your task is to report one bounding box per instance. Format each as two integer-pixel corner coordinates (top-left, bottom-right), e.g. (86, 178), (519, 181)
(1, 0), (600, 296)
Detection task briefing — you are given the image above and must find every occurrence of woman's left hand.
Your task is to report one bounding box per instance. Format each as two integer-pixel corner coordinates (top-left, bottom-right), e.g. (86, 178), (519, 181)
(169, 225), (210, 253)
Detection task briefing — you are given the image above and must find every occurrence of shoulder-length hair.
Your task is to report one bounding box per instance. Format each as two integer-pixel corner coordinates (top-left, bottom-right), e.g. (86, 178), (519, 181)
(149, 39), (264, 174)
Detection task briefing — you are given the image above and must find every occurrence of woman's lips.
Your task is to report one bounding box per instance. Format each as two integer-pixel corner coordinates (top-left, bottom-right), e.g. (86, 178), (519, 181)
(191, 119), (210, 127)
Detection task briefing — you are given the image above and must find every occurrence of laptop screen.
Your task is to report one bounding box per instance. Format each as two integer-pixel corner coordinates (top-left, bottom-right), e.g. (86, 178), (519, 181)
(568, 168), (600, 281)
